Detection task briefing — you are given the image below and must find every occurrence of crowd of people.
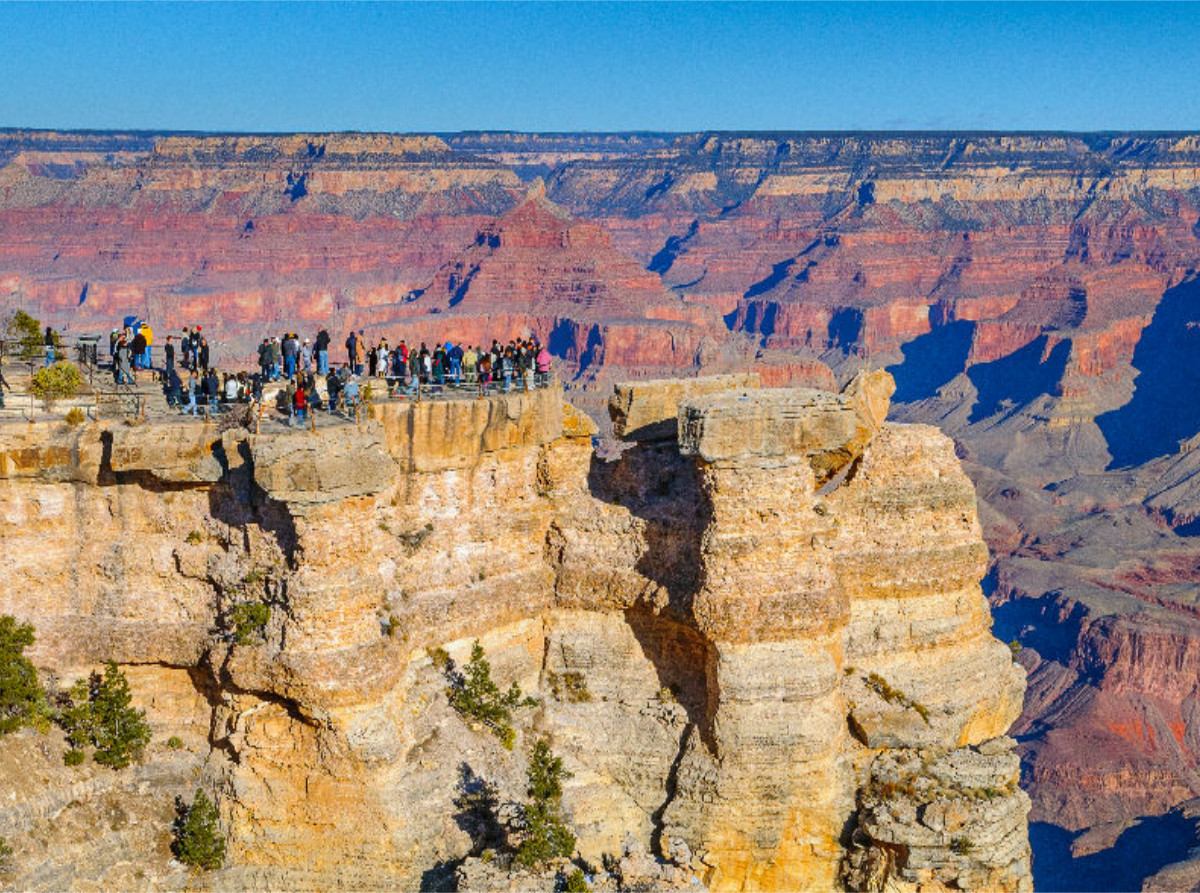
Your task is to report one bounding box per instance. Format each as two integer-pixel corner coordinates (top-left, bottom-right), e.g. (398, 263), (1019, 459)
(252, 329), (554, 394)
(108, 323), (211, 385)
(136, 325), (555, 423)
(6, 318), (558, 426)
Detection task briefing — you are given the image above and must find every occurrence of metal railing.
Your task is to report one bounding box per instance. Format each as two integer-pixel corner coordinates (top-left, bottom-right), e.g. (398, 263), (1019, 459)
(93, 384), (147, 420)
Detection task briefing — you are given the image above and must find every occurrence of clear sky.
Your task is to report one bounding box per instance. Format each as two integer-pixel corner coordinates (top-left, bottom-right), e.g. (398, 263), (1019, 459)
(0, 2), (1197, 133)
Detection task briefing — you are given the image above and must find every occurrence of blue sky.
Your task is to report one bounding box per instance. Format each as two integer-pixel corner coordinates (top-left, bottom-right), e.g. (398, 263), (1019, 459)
(0, 2), (1197, 133)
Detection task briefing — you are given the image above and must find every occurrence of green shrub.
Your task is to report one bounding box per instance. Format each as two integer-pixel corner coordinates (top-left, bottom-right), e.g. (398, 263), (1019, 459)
(228, 602), (271, 646)
(64, 407), (86, 426)
(185, 530), (204, 544)
(447, 642), (536, 750)
(57, 661), (152, 769)
(166, 736), (183, 750)
(950, 836), (974, 856)
(0, 835), (11, 874)
(0, 616), (49, 735)
(429, 646), (452, 670)
(564, 867), (589, 892)
(514, 738), (575, 869)
(1009, 640), (1022, 661)
(546, 671), (591, 704)
(29, 361), (82, 410)
(172, 789), (226, 870)
(63, 748), (85, 766)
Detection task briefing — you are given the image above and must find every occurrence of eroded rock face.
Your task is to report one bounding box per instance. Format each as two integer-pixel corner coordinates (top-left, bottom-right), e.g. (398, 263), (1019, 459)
(609, 373), (761, 441)
(843, 743), (1033, 893)
(0, 380), (1027, 892)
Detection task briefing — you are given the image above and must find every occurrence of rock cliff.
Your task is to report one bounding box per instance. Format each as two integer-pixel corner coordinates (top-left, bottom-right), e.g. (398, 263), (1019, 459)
(0, 375), (1028, 891)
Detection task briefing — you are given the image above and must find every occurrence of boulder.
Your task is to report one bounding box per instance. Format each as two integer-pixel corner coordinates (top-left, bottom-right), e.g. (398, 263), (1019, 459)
(677, 371), (894, 482)
(608, 373), (760, 441)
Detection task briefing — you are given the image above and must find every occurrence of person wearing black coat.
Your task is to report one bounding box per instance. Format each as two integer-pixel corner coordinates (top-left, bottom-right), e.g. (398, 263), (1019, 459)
(314, 328), (331, 375)
(204, 369), (220, 405)
(131, 331), (147, 370)
(164, 367), (183, 408)
(198, 339), (211, 373)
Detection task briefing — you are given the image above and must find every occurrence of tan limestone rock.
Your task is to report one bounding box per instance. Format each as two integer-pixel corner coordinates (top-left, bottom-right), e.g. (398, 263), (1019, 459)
(561, 400), (598, 439)
(609, 373), (760, 441)
(250, 426), (397, 508)
(0, 378), (1027, 893)
(678, 374), (893, 484)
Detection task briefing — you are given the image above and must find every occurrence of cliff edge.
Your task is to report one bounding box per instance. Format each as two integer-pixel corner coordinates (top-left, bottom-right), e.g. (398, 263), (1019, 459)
(0, 375), (1028, 891)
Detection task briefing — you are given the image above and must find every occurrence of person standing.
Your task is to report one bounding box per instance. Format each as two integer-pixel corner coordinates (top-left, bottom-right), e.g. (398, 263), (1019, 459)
(43, 326), (56, 368)
(181, 370), (198, 415)
(164, 366), (183, 408)
(117, 338), (134, 384)
(141, 322), (154, 370)
(204, 367), (220, 407)
(315, 328), (330, 375)
(164, 335), (175, 374)
(535, 344), (552, 387)
(293, 380), (308, 426)
(198, 338), (211, 374)
(190, 327), (203, 371)
(301, 338), (312, 373)
(282, 333), (297, 380)
(326, 367), (342, 413)
(131, 328), (147, 371)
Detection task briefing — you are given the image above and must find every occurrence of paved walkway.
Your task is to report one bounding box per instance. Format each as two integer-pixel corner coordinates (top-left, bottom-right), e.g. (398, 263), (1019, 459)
(0, 359), (555, 429)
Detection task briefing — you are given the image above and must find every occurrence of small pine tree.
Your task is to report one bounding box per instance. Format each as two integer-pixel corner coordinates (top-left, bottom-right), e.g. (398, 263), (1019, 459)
(4, 309), (56, 360)
(447, 641), (534, 749)
(172, 789), (226, 870)
(57, 661), (151, 769)
(514, 739), (576, 869)
(0, 615), (48, 735)
(228, 601), (271, 645)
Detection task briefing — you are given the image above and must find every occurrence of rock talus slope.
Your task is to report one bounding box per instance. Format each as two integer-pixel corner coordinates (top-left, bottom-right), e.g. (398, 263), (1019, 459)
(0, 374), (1029, 891)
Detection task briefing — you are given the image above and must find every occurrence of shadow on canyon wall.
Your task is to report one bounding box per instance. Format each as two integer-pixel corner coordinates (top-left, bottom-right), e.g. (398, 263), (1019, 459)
(1098, 277), (1200, 468)
(966, 335), (1072, 424)
(887, 320), (976, 403)
(1029, 813), (1194, 892)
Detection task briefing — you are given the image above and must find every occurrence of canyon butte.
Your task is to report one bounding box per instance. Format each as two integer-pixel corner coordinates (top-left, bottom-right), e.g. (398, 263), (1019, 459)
(3, 129), (1200, 889)
(0, 371), (1030, 891)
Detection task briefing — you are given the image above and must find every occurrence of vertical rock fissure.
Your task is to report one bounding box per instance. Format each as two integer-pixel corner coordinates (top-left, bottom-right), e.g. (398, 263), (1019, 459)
(650, 721), (694, 858)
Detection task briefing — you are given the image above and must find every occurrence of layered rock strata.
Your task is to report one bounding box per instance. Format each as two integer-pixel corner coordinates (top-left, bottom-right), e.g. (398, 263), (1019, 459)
(0, 375), (1026, 891)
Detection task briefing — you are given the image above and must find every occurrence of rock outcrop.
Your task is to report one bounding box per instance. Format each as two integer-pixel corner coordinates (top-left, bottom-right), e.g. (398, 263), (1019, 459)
(0, 374), (1028, 891)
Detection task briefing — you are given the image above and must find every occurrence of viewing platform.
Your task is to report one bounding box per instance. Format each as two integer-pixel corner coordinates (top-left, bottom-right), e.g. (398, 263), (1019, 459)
(0, 342), (563, 436)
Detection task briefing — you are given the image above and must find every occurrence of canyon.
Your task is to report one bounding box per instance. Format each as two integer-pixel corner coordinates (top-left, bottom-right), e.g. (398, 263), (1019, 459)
(5, 129), (1200, 888)
(0, 373), (1029, 890)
